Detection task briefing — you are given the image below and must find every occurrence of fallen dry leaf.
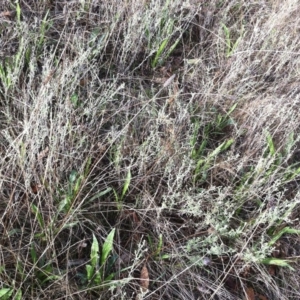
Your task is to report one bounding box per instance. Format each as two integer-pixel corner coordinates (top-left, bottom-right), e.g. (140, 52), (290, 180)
(0, 11), (13, 18)
(258, 295), (268, 300)
(245, 287), (255, 300)
(267, 265), (276, 276)
(43, 70), (55, 85)
(140, 264), (149, 292)
(38, 146), (49, 160)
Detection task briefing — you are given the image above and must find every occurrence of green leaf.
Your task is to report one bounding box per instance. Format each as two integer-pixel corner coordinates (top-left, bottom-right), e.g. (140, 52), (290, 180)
(227, 103), (237, 115)
(269, 227), (300, 246)
(266, 131), (276, 156)
(105, 273), (115, 281)
(69, 170), (77, 184)
(121, 169), (131, 200)
(90, 234), (100, 272)
(58, 196), (71, 213)
(86, 264), (93, 281)
(74, 176), (82, 194)
(87, 188), (112, 204)
(38, 9), (50, 47)
(209, 139), (234, 158)
(261, 258), (294, 270)
(151, 38), (169, 68)
(71, 94), (79, 107)
(94, 272), (102, 284)
(101, 228), (116, 266)
(61, 221), (79, 230)
(166, 36), (180, 58)
(154, 234), (163, 257)
(31, 204), (44, 229)
(16, 2), (21, 24)
(0, 288), (13, 299)
(112, 188), (120, 209)
(31, 243), (37, 264)
(15, 289), (22, 300)
(41, 274), (61, 285)
(84, 157), (92, 176)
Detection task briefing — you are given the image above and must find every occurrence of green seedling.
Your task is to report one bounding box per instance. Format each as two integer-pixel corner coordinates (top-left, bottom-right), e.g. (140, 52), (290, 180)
(149, 0), (181, 69)
(58, 158), (92, 214)
(15, 289), (22, 300)
(0, 63), (12, 90)
(151, 25), (181, 68)
(38, 10), (51, 48)
(16, 2), (21, 24)
(268, 226), (300, 246)
(86, 229), (116, 286)
(260, 257), (294, 270)
(148, 233), (170, 260)
(151, 38), (169, 68)
(209, 103), (237, 135)
(113, 169), (131, 210)
(31, 204), (45, 232)
(0, 288), (13, 300)
(191, 104), (236, 161)
(30, 244), (61, 285)
(284, 165), (300, 182)
(265, 131), (276, 157)
(86, 188), (112, 204)
(194, 139), (234, 183)
(222, 23), (241, 57)
(263, 131), (300, 183)
(71, 93), (81, 108)
(58, 169), (83, 213)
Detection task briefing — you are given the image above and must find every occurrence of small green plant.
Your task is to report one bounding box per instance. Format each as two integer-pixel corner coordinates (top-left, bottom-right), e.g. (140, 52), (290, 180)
(58, 169), (85, 213)
(268, 226), (300, 246)
(193, 138), (234, 183)
(147, 0), (182, 68)
(260, 257), (294, 270)
(30, 243), (61, 285)
(222, 23), (242, 57)
(85, 229), (116, 286)
(0, 62), (12, 90)
(38, 10), (51, 48)
(0, 288), (13, 300)
(191, 104), (236, 161)
(113, 168), (131, 210)
(151, 31), (181, 68)
(148, 233), (169, 260)
(31, 204), (48, 240)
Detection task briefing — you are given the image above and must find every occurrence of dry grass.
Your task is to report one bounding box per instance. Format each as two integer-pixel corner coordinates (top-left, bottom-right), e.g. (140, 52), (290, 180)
(1, 0), (300, 299)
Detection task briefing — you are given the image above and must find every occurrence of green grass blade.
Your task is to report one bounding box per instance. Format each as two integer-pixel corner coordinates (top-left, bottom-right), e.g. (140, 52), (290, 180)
(0, 288), (13, 299)
(266, 131), (276, 156)
(69, 170), (77, 184)
(86, 188), (112, 204)
(269, 227), (300, 246)
(261, 258), (294, 270)
(227, 103), (237, 115)
(16, 3), (21, 24)
(101, 228), (116, 266)
(31, 243), (37, 264)
(121, 169), (131, 200)
(15, 289), (22, 300)
(151, 39), (169, 68)
(209, 139), (234, 158)
(86, 264), (93, 281)
(31, 204), (45, 229)
(90, 234), (100, 275)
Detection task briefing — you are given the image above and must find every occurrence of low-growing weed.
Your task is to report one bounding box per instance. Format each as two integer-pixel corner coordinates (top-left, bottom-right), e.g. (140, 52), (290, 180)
(85, 229), (116, 286)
